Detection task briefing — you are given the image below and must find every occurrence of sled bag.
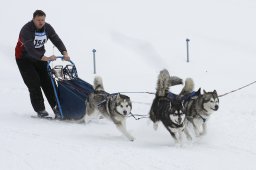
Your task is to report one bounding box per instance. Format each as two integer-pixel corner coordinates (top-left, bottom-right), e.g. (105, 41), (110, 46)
(58, 78), (94, 119)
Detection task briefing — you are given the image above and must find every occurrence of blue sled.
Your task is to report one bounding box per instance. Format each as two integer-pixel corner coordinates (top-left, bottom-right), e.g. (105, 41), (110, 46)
(47, 57), (94, 120)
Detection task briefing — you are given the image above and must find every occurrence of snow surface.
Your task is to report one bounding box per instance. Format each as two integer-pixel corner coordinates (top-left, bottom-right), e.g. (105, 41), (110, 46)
(1, 0), (256, 170)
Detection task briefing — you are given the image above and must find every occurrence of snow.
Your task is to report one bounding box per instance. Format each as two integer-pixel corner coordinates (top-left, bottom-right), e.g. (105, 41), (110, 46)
(1, 0), (256, 170)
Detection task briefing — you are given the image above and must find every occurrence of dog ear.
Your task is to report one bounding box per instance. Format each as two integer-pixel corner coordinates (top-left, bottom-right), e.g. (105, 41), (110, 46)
(116, 93), (121, 99)
(203, 89), (207, 94)
(196, 88), (201, 95)
(129, 100), (132, 109)
(213, 90), (218, 95)
(169, 101), (172, 109)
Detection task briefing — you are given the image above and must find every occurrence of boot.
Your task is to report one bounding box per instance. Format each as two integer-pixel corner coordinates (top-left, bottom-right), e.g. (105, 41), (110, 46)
(53, 106), (62, 119)
(37, 110), (49, 117)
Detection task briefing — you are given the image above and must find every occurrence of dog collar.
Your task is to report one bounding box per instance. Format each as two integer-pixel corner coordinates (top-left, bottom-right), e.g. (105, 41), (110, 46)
(198, 114), (207, 123)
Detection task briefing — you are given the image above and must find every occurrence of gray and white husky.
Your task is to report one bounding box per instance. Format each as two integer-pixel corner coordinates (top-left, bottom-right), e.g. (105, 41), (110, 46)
(149, 69), (191, 144)
(179, 78), (219, 137)
(84, 76), (134, 141)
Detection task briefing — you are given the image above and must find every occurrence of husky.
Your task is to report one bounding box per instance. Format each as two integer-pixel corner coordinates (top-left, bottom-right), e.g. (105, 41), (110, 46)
(179, 78), (219, 137)
(84, 76), (134, 141)
(149, 69), (191, 144)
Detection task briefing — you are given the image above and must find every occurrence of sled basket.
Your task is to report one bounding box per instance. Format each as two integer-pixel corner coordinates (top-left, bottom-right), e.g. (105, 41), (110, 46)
(47, 57), (94, 120)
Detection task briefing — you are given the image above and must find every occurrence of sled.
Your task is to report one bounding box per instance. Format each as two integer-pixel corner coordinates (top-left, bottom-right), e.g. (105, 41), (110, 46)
(47, 56), (94, 120)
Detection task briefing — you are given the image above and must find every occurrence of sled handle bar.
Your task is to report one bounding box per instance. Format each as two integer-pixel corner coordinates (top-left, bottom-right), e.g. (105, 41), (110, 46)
(47, 56), (75, 65)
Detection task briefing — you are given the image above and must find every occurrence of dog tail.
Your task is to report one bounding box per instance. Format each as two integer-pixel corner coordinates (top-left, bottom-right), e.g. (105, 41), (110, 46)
(93, 76), (104, 91)
(170, 76), (183, 86)
(179, 78), (194, 96)
(156, 69), (183, 96)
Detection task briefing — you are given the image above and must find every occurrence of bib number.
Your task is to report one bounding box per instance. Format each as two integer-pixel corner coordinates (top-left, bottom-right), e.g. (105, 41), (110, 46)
(34, 32), (47, 48)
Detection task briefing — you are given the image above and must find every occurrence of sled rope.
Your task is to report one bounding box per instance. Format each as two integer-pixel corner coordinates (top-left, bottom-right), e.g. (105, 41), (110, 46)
(219, 80), (256, 97)
(119, 80), (256, 98)
(128, 112), (149, 120)
(132, 101), (151, 105)
(118, 92), (154, 105)
(119, 91), (155, 95)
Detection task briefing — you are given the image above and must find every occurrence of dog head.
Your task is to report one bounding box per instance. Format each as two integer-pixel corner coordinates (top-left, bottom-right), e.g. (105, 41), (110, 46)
(169, 100), (186, 125)
(202, 90), (219, 113)
(115, 94), (132, 116)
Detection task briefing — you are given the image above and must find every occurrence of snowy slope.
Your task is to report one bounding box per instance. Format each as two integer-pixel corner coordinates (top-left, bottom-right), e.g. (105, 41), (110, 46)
(1, 0), (256, 170)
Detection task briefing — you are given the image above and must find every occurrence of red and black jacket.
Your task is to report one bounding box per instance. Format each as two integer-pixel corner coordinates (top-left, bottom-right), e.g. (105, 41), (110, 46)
(15, 20), (67, 60)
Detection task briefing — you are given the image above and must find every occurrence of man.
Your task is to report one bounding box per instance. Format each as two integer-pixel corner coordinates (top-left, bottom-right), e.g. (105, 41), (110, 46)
(15, 10), (70, 118)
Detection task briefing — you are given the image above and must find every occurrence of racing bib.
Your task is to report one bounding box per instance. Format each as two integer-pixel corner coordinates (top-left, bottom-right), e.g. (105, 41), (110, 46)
(34, 32), (47, 48)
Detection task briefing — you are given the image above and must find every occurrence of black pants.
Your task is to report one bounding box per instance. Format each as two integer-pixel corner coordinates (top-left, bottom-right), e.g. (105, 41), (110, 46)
(16, 57), (56, 112)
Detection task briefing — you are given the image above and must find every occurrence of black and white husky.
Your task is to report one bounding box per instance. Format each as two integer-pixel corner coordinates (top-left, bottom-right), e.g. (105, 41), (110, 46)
(179, 78), (219, 137)
(84, 76), (134, 141)
(149, 69), (191, 144)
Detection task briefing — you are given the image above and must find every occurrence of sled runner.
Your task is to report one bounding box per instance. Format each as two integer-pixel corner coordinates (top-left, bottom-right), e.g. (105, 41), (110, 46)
(48, 56), (94, 120)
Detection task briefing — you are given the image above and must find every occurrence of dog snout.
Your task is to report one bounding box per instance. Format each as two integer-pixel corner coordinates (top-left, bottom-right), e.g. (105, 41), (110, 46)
(123, 110), (127, 115)
(215, 105), (219, 110)
(178, 117), (182, 123)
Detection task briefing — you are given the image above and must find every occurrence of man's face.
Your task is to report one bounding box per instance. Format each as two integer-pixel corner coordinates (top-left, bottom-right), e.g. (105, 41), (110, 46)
(33, 15), (45, 29)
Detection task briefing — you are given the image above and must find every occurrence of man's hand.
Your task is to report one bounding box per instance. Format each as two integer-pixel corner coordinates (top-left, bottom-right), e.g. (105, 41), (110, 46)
(48, 55), (57, 61)
(41, 55), (56, 61)
(62, 51), (70, 61)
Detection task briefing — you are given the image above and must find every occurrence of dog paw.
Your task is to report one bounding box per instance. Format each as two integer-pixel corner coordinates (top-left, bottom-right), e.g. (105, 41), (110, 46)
(98, 115), (104, 119)
(194, 131), (201, 137)
(78, 119), (85, 124)
(153, 123), (158, 131)
(83, 119), (88, 124)
(174, 141), (183, 148)
(200, 131), (207, 136)
(186, 135), (192, 141)
(129, 136), (135, 142)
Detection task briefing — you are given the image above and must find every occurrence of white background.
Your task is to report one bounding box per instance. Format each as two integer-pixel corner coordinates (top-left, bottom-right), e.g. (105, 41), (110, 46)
(0, 0), (256, 169)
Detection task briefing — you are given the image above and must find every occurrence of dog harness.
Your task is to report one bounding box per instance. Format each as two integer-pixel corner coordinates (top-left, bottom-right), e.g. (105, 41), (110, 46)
(96, 92), (124, 116)
(197, 114), (207, 123)
(168, 91), (208, 122)
(96, 92), (119, 107)
(167, 91), (198, 103)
